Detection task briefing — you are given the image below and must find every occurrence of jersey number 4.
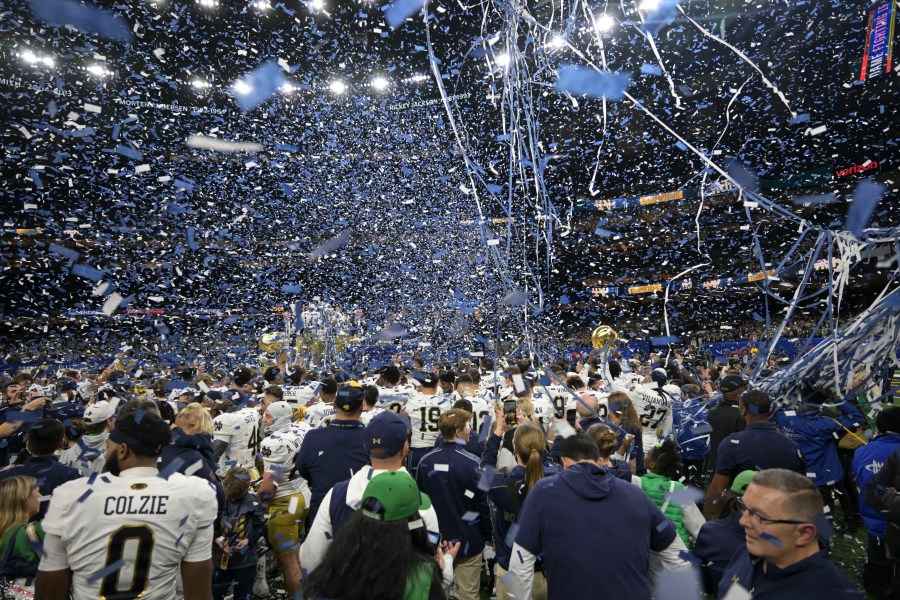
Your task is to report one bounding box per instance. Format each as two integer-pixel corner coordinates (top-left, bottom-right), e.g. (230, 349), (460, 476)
(100, 525), (154, 600)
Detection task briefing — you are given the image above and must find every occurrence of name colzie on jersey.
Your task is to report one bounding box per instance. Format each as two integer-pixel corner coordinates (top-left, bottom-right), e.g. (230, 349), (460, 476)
(104, 495), (170, 515)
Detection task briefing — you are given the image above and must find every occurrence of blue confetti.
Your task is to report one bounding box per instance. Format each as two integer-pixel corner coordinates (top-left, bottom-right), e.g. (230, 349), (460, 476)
(555, 66), (631, 100)
(30, 0), (134, 43)
(233, 62), (285, 112)
(382, 0), (427, 29)
(845, 180), (886, 237)
(87, 559), (125, 583)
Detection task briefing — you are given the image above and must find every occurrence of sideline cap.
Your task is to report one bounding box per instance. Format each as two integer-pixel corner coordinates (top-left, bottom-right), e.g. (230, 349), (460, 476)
(361, 471), (431, 522)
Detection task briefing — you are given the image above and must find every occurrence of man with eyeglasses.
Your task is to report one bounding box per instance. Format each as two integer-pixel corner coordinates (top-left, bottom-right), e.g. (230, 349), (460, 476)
(718, 469), (863, 599)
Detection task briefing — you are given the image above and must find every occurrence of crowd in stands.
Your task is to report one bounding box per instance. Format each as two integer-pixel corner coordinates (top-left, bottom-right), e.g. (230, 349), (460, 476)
(0, 345), (896, 600)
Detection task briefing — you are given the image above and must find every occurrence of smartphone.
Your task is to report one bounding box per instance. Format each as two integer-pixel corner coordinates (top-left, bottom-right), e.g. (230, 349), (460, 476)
(427, 531), (442, 548)
(566, 408), (577, 426)
(503, 399), (518, 427)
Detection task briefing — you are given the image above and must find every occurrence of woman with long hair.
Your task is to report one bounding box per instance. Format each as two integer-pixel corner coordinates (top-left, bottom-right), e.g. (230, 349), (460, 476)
(0, 475), (44, 591)
(304, 471), (454, 600)
(607, 391), (645, 474)
(482, 408), (557, 600)
(587, 423), (640, 485)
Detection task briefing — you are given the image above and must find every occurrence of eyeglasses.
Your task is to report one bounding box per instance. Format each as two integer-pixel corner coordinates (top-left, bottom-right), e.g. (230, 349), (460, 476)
(736, 497), (806, 526)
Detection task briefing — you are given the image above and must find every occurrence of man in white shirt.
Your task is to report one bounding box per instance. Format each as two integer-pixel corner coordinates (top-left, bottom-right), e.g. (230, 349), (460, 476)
(35, 411), (217, 600)
(300, 411), (439, 573)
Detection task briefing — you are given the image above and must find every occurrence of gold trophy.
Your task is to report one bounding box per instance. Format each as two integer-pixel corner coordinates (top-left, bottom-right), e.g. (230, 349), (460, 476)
(259, 332), (286, 354)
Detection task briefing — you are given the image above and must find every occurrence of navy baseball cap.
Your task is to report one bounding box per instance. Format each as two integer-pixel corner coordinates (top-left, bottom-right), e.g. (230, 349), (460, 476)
(365, 411), (411, 459)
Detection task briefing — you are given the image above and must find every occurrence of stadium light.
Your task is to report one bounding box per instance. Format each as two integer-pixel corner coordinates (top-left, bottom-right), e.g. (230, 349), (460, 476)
(547, 36), (566, 49)
(86, 64), (109, 77)
(329, 80), (346, 94)
(234, 80), (253, 95)
(370, 76), (389, 91)
(281, 82), (296, 94)
(639, 0), (660, 10)
(594, 13), (615, 33)
(196, 0), (219, 7)
(495, 53), (511, 67)
(309, 0), (324, 10)
(192, 79), (211, 89)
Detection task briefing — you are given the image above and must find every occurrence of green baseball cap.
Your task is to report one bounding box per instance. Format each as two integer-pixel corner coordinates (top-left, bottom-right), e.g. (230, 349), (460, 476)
(361, 471), (431, 522)
(731, 470), (756, 496)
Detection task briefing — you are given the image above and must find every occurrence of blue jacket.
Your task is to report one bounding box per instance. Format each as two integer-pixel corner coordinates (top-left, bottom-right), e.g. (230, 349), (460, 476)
(11, 456), (81, 520)
(514, 462), (676, 600)
(718, 547), (862, 599)
(480, 433), (558, 570)
(416, 443), (492, 559)
(692, 512), (745, 595)
(295, 420), (369, 525)
(159, 429), (225, 511)
(852, 433), (900, 538)
(774, 403), (862, 486)
(214, 492), (266, 571)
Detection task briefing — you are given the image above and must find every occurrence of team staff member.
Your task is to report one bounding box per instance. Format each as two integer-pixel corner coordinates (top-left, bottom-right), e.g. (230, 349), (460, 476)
(852, 406), (900, 599)
(704, 390), (806, 519)
(295, 381), (369, 527)
(719, 469), (862, 599)
(507, 432), (688, 600)
(35, 411), (217, 600)
(301, 411), (440, 572)
(7, 418), (81, 520)
(416, 409), (491, 600)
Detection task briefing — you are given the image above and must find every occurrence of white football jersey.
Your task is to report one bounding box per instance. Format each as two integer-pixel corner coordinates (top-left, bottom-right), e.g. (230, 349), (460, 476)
(261, 429), (310, 501)
(282, 384), (318, 406)
(466, 395), (494, 438)
(534, 384), (570, 422)
(376, 385), (415, 414)
(628, 384), (676, 449)
(361, 406), (386, 426)
(531, 392), (556, 426)
(305, 401), (336, 429)
(406, 393), (452, 449)
(39, 468), (217, 600)
(213, 407), (261, 475)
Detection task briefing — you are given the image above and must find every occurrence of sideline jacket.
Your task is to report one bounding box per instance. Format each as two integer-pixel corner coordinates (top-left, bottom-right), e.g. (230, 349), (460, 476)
(718, 547), (863, 599)
(852, 433), (900, 538)
(294, 419), (369, 524)
(416, 442), (492, 560)
(774, 403), (863, 486)
(508, 462), (687, 600)
(480, 432), (558, 571)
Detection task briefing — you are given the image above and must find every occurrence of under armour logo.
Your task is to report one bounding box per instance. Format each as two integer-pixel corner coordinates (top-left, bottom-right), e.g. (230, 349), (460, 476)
(372, 438), (381, 445)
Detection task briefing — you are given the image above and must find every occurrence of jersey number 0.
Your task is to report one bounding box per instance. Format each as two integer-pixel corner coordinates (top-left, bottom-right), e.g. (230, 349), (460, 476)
(100, 525), (154, 600)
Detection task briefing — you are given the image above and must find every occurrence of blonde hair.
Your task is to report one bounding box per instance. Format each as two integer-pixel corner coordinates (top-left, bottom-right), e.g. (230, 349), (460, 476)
(513, 424), (547, 493)
(176, 403), (215, 434)
(0, 475), (37, 540)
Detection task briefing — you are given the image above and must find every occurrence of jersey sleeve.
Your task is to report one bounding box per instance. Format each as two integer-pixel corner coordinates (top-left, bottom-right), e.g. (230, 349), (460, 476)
(37, 532), (70, 572)
(183, 520), (214, 563)
(212, 414), (234, 442)
(40, 481), (77, 537)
